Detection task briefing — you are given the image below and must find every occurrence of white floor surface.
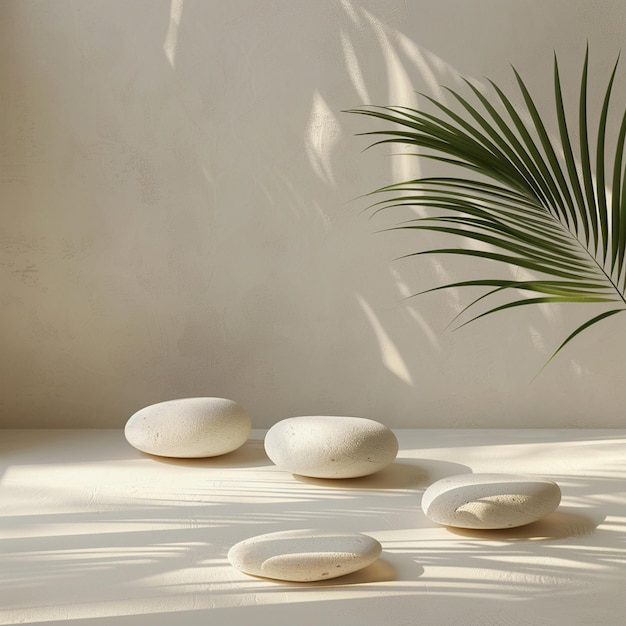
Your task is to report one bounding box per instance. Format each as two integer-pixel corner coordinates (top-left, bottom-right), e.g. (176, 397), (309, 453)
(1, 428), (625, 625)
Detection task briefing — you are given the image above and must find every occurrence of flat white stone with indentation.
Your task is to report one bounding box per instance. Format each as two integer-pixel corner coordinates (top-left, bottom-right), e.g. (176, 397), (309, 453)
(422, 473), (561, 529)
(228, 529), (382, 582)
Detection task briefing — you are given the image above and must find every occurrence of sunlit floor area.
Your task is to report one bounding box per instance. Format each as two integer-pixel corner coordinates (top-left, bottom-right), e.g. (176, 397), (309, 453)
(1, 428), (625, 625)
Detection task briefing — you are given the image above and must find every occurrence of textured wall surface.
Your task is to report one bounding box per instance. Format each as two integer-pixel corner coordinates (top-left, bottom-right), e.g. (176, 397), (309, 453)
(2, 0), (626, 428)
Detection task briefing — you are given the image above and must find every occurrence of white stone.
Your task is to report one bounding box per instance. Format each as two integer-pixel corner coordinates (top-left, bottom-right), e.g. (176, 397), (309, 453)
(422, 473), (561, 529)
(124, 397), (251, 458)
(228, 529), (382, 582)
(264, 416), (398, 479)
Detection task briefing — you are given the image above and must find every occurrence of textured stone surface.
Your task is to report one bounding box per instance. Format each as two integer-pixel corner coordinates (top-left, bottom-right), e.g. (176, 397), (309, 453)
(264, 416), (398, 478)
(124, 397), (251, 458)
(422, 473), (562, 529)
(228, 529), (382, 582)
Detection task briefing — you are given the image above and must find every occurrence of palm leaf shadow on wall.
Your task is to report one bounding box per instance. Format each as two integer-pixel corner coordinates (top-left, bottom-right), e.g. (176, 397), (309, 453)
(347, 48), (626, 375)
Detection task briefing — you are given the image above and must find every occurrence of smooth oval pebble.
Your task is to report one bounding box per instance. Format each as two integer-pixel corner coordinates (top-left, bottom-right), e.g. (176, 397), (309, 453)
(264, 416), (398, 478)
(228, 529), (382, 582)
(422, 473), (561, 529)
(124, 397), (251, 458)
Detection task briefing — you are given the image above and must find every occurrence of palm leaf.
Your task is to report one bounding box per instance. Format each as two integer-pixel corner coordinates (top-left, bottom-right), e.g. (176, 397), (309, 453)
(346, 50), (626, 371)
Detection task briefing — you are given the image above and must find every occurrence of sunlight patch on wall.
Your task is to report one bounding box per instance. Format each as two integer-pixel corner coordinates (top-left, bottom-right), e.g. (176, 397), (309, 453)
(569, 358), (584, 377)
(341, 31), (371, 105)
(406, 306), (441, 352)
(512, 267), (537, 283)
(429, 257), (462, 312)
(538, 300), (558, 322)
(528, 324), (546, 352)
(362, 9), (419, 186)
(305, 91), (341, 187)
(339, 0), (363, 27)
(356, 293), (413, 385)
(391, 268), (440, 351)
(163, 0), (184, 68)
(395, 32), (443, 100)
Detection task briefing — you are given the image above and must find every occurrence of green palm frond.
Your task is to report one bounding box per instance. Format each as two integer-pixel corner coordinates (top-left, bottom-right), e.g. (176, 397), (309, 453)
(347, 49), (626, 371)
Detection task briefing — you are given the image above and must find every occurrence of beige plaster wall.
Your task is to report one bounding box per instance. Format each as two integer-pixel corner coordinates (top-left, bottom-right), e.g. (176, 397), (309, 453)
(2, 0), (626, 428)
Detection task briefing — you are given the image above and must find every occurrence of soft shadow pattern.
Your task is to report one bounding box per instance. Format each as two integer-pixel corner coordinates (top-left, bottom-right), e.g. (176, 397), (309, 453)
(445, 508), (602, 540)
(413, 458), (472, 484)
(292, 459), (471, 490)
(3, 429), (625, 625)
(142, 439), (272, 468)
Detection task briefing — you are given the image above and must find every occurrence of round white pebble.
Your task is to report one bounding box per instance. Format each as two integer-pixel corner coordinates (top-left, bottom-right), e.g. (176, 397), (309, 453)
(228, 529), (382, 582)
(124, 397), (251, 458)
(264, 416), (398, 478)
(422, 473), (561, 529)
